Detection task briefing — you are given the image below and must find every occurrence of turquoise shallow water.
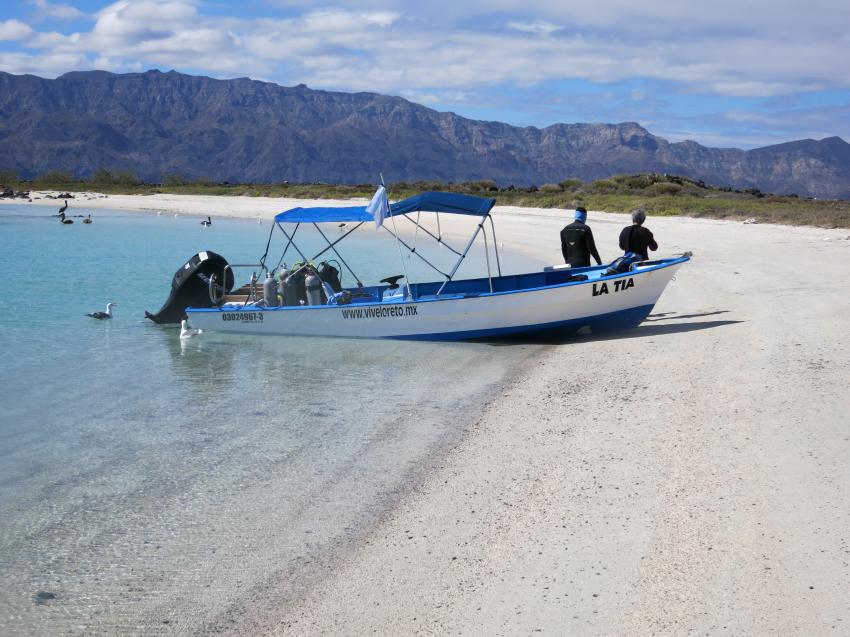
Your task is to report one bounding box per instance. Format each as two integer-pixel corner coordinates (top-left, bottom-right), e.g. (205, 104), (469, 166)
(0, 204), (543, 634)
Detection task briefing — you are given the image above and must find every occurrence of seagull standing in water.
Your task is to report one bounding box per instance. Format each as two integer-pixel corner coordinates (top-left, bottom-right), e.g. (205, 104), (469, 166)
(87, 302), (116, 319)
(201, 216), (212, 227)
(180, 319), (202, 338)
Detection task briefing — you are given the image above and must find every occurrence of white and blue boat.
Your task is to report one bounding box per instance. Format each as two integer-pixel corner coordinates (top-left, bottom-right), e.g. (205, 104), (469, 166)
(176, 191), (689, 341)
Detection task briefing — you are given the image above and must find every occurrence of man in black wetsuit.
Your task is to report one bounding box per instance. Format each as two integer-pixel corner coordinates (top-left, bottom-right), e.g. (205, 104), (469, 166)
(619, 209), (658, 260)
(560, 207), (602, 267)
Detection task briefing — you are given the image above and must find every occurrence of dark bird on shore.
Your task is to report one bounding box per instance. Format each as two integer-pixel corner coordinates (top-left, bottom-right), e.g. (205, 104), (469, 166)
(201, 216), (212, 227)
(58, 200), (68, 214)
(83, 214), (92, 224)
(87, 302), (116, 319)
(59, 212), (73, 224)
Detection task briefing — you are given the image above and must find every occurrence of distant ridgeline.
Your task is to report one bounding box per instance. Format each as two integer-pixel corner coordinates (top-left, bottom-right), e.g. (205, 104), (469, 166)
(0, 69), (848, 199)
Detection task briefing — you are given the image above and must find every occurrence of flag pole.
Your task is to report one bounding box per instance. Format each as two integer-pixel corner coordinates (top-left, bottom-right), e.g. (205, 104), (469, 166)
(381, 173), (412, 300)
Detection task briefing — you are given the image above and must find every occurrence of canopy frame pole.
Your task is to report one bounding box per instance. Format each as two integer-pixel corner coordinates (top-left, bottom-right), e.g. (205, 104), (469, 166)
(276, 223), (310, 264)
(382, 176), (412, 300)
(311, 222), (364, 286)
(381, 225), (449, 278)
(436, 213), (442, 245)
(436, 221), (485, 297)
(400, 214), (463, 257)
(481, 224), (493, 293)
(488, 214), (502, 276)
(258, 222), (277, 273)
(273, 221), (300, 272)
(411, 210), (421, 254)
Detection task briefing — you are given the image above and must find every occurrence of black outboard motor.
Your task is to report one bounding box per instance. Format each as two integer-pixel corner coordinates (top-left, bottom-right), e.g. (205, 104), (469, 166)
(145, 251), (234, 324)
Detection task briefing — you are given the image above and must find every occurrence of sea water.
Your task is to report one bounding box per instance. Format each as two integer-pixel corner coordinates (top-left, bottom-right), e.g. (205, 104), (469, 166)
(0, 204), (543, 634)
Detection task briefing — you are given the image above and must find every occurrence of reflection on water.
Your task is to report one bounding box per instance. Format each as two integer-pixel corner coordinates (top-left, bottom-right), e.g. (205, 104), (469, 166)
(0, 206), (542, 634)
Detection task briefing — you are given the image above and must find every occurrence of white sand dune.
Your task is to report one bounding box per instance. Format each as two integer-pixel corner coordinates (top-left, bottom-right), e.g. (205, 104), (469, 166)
(6, 191), (849, 633)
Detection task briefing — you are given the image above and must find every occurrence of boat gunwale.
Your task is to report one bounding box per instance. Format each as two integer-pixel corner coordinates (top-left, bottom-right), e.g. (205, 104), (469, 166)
(186, 255), (689, 314)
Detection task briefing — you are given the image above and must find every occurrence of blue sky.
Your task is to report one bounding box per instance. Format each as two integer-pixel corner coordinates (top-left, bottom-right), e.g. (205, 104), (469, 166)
(2, 0), (849, 148)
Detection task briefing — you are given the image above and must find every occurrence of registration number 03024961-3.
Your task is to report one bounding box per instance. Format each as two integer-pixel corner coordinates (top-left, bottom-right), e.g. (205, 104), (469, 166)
(220, 312), (264, 322)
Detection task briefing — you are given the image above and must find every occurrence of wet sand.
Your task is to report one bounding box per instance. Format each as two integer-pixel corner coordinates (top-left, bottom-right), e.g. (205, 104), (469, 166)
(6, 192), (850, 634)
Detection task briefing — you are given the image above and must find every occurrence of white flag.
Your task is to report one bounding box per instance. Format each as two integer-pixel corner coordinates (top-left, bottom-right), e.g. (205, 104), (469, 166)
(366, 185), (389, 228)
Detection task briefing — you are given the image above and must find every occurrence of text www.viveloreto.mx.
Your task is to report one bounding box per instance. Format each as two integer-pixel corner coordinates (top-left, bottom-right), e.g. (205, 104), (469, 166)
(340, 305), (419, 319)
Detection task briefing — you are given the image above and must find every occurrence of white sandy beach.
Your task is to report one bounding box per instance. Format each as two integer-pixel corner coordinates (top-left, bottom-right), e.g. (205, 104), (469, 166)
(5, 192), (850, 634)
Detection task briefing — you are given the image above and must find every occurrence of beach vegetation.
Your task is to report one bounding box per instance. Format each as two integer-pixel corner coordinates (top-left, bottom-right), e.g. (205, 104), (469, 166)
(163, 173), (189, 187)
(559, 178), (583, 191)
(0, 169), (20, 184)
(647, 182), (683, 196)
(6, 169), (849, 228)
(588, 179), (620, 194)
(464, 179), (499, 192)
(37, 170), (75, 183)
(91, 169), (141, 186)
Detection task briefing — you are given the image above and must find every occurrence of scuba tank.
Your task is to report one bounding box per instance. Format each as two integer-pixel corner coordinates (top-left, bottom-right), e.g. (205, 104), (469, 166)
(262, 272), (279, 306)
(278, 271), (288, 305)
(304, 269), (324, 306)
(285, 266), (306, 305)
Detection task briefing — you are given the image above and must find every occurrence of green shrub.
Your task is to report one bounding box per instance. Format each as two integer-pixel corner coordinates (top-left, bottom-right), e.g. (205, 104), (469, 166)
(0, 169), (20, 184)
(163, 173), (189, 187)
(90, 169), (140, 186)
(412, 180), (444, 191)
(539, 182), (563, 193)
(625, 175), (653, 189)
(112, 170), (140, 185)
(464, 179), (498, 192)
(37, 170), (75, 183)
(91, 168), (114, 184)
(559, 178), (583, 191)
(647, 182), (682, 196)
(589, 179), (620, 194)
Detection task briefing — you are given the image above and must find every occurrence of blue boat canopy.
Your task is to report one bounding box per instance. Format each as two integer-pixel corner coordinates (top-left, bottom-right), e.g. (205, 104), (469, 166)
(274, 191), (496, 224)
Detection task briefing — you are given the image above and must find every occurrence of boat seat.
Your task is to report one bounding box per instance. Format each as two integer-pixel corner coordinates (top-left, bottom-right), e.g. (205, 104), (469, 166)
(381, 284), (411, 303)
(222, 294), (251, 303)
(349, 293), (379, 304)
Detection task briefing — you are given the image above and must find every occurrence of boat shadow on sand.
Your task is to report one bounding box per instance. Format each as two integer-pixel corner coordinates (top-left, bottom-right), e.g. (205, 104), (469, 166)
(486, 310), (741, 346)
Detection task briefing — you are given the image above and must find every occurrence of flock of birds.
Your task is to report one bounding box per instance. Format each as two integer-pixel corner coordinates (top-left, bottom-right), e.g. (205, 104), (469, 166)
(85, 302), (202, 339)
(59, 202), (217, 227)
(56, 200), (93, 225)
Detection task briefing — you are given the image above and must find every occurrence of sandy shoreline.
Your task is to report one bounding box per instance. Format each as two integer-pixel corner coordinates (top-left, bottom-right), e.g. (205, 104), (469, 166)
(5, 192), (849, 634)
(264, 212), (847, 636)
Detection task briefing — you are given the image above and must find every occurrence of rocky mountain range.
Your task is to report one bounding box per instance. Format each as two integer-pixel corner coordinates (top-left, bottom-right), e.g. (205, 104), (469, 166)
(0, 69), (848, 199)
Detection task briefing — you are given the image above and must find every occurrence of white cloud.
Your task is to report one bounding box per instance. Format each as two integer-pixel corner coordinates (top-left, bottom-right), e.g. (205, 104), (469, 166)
(29, 0), (84, 21)
(0, 50), (91, 76)
(507, 21), (561, 37)
(10, 0), (850, 99)
(0, 19), (33, 41)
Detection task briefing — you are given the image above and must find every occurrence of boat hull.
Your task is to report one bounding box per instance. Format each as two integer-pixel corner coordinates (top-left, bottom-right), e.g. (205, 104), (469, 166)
(186, 258), (686, 341)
